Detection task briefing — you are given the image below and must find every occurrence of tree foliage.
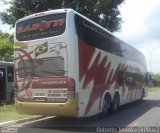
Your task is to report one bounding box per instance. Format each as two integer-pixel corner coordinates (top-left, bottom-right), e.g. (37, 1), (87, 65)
(0, 0), (125, 32)
(152, 74), (160, 82)
(151, 73), (160, 87)
(0, 31), (14, 62)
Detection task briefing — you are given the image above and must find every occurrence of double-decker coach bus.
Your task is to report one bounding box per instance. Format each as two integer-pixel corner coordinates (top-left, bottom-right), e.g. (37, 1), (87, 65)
(14, 9), (148, 117)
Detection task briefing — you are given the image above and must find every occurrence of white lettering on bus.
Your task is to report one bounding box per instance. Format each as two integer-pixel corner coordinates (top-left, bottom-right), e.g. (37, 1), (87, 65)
(17, 18), (65, 33)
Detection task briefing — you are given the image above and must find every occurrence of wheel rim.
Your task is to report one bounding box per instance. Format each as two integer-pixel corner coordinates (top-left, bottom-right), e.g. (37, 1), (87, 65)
(113, 94), (119, 110)
(142, 90), (145, 98)
(102, 95), (110, 114)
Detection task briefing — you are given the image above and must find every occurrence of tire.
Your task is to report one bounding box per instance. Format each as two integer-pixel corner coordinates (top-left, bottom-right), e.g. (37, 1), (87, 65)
(110, 92), (119, 114)
(101, 93), (111, 117)
(140, 89), (145, 101)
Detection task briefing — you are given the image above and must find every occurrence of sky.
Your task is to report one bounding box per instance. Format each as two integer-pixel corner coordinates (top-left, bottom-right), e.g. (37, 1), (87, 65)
(0, 0), (14, 33)
(114, 0), (160, 74)
(0, 0), (160, 73)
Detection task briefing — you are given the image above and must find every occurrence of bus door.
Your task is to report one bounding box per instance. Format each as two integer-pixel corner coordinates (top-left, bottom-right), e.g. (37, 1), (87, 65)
(0, 68), (6, 103)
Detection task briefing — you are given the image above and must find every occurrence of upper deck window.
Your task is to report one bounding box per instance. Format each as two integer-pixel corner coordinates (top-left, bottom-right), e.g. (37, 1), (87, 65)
(75, 15), (121, 56)
(16, 13), (66, 41)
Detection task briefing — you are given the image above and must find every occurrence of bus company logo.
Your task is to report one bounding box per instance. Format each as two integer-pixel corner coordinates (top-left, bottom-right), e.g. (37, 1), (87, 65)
(35, 42), (48, 57)
(49, 42), (67, 55)
(17, 18), (65, 33)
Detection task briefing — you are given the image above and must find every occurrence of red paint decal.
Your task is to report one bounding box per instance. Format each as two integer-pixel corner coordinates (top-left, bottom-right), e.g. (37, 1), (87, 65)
(85, 63), (126, 114)
(15, 51), (33, 60)
(78, 39), (127, 114)
(78, 39), (95, 80)
(14, 48), (69, 99)
(25, 89), (32, 98)
(14, 48), (34, 93)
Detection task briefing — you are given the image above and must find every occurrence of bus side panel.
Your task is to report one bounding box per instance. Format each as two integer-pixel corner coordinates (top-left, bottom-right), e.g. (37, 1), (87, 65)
(78, 39), (147, 117)
(119, 61), (147, 105)
(78, 39), (98, 117)
(77, 39), (124, 117)
(75, 14), (147, 117)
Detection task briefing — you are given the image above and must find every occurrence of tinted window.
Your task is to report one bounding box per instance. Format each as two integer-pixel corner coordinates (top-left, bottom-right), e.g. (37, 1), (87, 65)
(18, 57), (64, 78)
(120, 42), (146, 67)
(7, 66), (14, 82)
(75, 15), (146, 67)
(16, 13), (66, 41)
(75, 15), (121, 56)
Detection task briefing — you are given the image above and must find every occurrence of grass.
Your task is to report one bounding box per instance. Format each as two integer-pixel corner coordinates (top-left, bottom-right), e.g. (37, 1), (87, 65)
(0, 103), (35, 123)
(148, 87), (160, 93)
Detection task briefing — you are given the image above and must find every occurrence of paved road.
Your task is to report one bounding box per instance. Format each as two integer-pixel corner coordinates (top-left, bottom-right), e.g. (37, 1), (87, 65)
(15, 91), (160, 133)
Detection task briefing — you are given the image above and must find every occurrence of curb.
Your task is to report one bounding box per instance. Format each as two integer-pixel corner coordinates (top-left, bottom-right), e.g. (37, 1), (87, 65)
(0, 116), (45, 127)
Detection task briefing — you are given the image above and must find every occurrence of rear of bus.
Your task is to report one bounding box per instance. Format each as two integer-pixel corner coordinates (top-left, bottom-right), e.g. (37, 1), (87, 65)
(14, 9), (78, 117)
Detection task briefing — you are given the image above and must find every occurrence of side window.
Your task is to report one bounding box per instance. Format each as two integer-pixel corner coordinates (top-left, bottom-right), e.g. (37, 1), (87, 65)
(7, 66), (14, 82)
(75, 15), (121, 56)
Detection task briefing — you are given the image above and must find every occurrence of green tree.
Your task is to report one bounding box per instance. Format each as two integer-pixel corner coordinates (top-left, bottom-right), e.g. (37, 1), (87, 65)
(152, 73), (160, 87)
(0, 0), (125, 32)
(0, 31), (14, 62)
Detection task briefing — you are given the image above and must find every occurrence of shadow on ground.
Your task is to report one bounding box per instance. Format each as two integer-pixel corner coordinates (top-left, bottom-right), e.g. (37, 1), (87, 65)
(20, 92), (160, 132)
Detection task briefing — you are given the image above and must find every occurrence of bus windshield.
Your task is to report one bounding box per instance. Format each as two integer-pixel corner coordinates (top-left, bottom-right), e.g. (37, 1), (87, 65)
(16, 13), (66, 41)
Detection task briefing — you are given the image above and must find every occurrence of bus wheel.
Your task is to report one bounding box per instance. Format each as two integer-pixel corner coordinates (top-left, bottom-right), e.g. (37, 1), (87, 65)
(140, 89), (145, 101)
(110, 92), (119, 114)
(101, 93), (111, 117)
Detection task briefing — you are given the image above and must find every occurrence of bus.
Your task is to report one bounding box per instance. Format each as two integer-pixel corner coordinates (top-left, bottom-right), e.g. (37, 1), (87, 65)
(0, 62), (14, 103)
(14, 9), (148, 117)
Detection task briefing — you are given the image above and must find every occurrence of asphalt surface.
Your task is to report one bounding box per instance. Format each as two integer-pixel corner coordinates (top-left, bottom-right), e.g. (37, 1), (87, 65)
(10, 91), (160, 133)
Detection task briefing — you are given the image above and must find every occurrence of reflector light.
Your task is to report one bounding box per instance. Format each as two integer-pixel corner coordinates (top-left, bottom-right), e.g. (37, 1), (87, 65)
(68, 78), (75, 98)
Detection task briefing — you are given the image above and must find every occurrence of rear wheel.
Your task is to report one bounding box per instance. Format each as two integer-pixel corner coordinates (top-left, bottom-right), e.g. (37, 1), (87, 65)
(140, 89), (145, 101)
(101, 93), (111, 117)
(110, 92), (119, 114)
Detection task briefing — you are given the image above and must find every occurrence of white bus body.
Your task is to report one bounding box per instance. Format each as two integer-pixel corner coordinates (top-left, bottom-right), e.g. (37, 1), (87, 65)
(14, 9), (148, 117)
